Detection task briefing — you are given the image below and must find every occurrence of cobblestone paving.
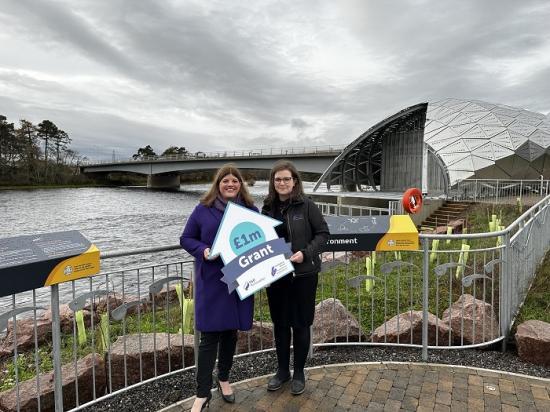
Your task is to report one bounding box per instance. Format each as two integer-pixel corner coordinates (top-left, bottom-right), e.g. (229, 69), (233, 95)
(161, 362), (550, 411)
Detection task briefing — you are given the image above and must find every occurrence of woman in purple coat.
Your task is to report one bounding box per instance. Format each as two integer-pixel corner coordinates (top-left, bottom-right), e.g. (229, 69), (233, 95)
(180, 164), (256, 411)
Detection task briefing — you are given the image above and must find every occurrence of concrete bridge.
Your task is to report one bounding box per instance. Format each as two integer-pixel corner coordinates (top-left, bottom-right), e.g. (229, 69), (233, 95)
(80, 146), (343, 189)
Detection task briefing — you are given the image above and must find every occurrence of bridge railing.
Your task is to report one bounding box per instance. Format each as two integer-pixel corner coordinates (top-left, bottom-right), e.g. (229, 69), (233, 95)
(82, 145), (345, 166)
(1, 195), (549, 411)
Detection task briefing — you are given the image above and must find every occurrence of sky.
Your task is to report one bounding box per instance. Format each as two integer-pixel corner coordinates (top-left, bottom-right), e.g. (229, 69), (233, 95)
(1, 0), (550, 161)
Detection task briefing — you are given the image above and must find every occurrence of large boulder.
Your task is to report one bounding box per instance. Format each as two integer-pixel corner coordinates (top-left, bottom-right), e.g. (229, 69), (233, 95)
(149, 285), (181, 306)
(441, 294), (499, 345)
(1, 316), (52, 360)
(86, 293), (149, 317)
(312, 298), (364, 344)
(41, 304), (96, 333)
(108, 333), (194, 391)
(515, 320), (550, 367)
(0, 353), (105, 412)
(371, 311), (453, 346)
(236, 321), (274, 354)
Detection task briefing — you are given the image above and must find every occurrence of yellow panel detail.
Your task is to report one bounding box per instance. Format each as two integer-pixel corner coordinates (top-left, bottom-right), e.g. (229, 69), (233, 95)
(44, 245), (100, 286)
(376, 215), (419, 251)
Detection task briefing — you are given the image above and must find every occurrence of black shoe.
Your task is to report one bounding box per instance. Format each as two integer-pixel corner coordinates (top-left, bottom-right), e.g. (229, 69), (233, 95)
(195, 392), (212, 410)
(290, 375), (305, 395)
(216, 378), (235, 403)
(267, 371), (291, 391)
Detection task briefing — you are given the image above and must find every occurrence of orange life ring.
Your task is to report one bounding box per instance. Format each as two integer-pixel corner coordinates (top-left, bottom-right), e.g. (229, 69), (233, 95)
(402, 188), (423, 214)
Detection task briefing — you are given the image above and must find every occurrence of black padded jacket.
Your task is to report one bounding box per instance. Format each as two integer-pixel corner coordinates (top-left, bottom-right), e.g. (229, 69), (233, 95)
(262, 196), (329, 276)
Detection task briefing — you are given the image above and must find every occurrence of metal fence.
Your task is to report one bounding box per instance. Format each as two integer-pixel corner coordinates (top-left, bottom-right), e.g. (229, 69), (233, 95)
(1, 195), (549, 411)
(450, 178), (550, 203)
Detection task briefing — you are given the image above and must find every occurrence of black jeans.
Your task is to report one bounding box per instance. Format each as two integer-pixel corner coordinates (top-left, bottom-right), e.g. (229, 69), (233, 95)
(196, 330), (238, 398)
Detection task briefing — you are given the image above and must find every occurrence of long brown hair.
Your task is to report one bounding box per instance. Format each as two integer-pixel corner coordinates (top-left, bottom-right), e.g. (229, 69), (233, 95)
(201, 163), (255, 207)
(264, 159), (304, 205)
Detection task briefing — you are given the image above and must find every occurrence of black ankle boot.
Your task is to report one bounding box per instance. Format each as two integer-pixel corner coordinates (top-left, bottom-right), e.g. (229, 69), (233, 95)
(290, 371), (305, 395)
(267, 370), (291, 391)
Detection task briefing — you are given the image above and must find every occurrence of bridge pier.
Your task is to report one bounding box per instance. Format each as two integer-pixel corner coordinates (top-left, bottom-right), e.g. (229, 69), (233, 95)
(147, 173), (180, 189)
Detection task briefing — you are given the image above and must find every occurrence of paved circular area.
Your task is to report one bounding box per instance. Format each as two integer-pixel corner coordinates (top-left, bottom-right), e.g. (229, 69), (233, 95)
(161, 362), (550, 411)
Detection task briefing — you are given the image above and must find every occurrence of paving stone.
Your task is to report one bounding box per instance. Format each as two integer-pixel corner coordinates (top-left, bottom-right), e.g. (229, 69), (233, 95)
(354, 391), (372, 406)
(531, 385), (549, 400)
(393, 377), (409, 389)
(467, 397), (485, 411)
(401, 395), (419, 411)
(421, 381), (438, 394)
(388, 387), (405, 401)
(383, 398), (401, 412)
(437, 379), (453, 392)
(371, 389), (390, 404)
(326, 384), (345, 399)
(500, 391), (519, 406)
(365, 401), (385, 412)
(468, 374), (484, 386)
(377, 378), (393, 392)
(450, 399), (468, 411)
(405, 384), (421, 397)
(534, 399), (550, 410)
(435, 390), (452, 405)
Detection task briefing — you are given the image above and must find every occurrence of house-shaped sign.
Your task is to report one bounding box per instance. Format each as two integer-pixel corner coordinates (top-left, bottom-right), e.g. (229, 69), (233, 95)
(210, 202), (294, 300)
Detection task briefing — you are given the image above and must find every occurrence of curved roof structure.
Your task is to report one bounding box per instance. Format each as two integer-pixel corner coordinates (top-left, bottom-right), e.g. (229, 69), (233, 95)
(315, 98), (550, 193)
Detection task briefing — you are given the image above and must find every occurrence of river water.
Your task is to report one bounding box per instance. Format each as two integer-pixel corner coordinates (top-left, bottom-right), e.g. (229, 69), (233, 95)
(0, 182), (320, 311)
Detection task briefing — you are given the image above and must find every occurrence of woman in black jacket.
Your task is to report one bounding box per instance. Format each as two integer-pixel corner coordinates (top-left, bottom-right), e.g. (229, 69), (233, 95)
(262, 160), (329, 395)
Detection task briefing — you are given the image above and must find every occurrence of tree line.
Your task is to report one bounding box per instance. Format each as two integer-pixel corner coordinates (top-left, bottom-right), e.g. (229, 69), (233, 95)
(0, 114), (87, 186)
(132, 145), (190, 159)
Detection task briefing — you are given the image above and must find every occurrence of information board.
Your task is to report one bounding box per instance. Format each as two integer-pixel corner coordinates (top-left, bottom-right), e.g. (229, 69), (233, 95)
(323, 215), (419, 251)
(0, 231), (100, 297)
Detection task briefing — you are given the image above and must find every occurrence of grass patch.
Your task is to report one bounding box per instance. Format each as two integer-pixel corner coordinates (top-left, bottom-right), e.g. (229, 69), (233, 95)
(513, 251), (550, 328)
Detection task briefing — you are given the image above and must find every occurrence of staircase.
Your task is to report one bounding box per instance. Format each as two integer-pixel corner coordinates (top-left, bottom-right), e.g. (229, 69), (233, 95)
(420, 201), (472, 232)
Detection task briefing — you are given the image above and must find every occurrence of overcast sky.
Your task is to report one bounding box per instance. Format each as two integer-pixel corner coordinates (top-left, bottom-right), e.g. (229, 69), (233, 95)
(1, 0), (549, 160)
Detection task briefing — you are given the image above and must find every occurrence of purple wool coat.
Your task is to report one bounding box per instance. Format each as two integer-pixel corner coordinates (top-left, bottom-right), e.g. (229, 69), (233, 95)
(180, 203), (256, 332)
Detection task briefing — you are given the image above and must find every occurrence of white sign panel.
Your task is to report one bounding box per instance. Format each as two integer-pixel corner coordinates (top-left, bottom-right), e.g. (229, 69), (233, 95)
(210, 202), (294, 299)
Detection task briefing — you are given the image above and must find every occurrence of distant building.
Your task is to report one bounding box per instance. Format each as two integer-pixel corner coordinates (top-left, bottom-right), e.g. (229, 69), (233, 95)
(315, 98), (550, 195)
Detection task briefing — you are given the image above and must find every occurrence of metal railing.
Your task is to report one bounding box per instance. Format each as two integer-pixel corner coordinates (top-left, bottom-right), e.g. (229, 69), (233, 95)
(81, 145), (345, 166)
(1, 195), (549, 411)
(450, 178), (550, 203)
(316, 202), (392, 216)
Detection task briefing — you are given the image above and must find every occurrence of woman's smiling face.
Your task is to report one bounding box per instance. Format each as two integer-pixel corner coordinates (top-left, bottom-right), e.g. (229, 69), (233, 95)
(218, 173), (241, 201)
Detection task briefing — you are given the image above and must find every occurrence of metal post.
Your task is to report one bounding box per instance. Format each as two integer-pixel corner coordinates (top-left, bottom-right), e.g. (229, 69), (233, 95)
(51, 285), (63, 411)
(501, 231), (511, 352)
(421, 238), (430, 361)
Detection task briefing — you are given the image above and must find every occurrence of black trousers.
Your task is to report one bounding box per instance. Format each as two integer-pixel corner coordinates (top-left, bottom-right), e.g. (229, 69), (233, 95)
(196, 330), (237, 398)
(273, 324), (310, 378)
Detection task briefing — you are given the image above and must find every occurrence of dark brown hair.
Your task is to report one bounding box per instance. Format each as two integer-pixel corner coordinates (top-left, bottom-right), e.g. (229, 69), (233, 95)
(201, 163), (255, 207)
(264, 159), (304, 205)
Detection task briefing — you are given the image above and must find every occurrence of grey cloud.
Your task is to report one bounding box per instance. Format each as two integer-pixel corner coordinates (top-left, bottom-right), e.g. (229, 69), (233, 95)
(291, 118), (310, 129)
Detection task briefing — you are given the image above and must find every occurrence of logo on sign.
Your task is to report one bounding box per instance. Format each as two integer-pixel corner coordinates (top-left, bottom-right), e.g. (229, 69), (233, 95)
(64, 265), (73, 276)
(230, 222), (266, 254)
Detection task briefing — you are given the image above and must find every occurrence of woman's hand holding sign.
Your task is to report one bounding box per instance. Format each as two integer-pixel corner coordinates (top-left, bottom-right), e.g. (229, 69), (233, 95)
(289, 251), (304, 263)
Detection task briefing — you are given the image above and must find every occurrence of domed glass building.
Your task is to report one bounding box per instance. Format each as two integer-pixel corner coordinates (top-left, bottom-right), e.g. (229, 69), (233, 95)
(315, 98), (550, 196)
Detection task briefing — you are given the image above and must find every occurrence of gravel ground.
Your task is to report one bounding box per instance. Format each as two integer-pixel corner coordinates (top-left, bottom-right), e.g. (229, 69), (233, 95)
(83, 343), (550, 412)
